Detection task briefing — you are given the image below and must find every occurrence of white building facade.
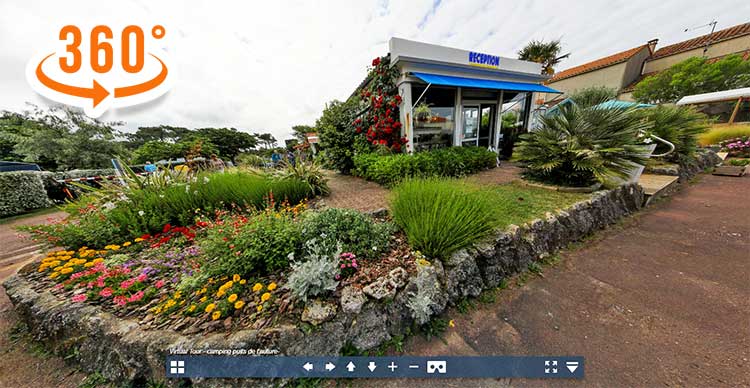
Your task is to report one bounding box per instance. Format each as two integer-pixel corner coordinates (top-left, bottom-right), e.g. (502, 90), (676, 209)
(387, 38), (559, 154)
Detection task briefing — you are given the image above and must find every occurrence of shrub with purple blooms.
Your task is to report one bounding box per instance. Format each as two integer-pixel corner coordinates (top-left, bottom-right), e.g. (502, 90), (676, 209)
(720, 136), (750, 158)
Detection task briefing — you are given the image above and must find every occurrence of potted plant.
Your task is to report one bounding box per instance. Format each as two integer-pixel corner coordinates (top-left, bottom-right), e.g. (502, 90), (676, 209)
(414, 102), (432, 122)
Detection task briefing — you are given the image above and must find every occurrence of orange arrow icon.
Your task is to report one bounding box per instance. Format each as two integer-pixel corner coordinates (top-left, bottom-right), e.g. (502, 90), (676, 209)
(114, 53), (168, 98)
(35, 53), (109, 107)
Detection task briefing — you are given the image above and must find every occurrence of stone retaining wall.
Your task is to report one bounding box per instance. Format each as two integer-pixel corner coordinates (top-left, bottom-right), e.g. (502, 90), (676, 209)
(3, 183), (645, 387)
(645, 150), (721, 182)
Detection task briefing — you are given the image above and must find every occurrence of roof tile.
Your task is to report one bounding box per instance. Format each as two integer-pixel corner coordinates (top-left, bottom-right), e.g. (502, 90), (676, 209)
(651, 22), (750, 59)
(547, 45), (649, 83)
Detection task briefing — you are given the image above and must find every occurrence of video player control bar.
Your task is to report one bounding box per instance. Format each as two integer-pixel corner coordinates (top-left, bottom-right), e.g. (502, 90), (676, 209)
(166, 356), (584, 379)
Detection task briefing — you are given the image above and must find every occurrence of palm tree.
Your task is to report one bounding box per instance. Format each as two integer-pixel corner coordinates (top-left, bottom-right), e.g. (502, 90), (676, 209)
(514, 103), (652, 187)
(517, 39), (566, 75)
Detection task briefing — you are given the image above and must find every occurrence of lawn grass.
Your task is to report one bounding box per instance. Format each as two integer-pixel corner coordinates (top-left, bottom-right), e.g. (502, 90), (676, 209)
(478, 182), (588, 229)
(698, 124), (750, 146)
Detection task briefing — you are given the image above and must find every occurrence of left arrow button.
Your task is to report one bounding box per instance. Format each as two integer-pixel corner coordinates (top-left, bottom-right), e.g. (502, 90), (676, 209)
(303, 362), (314, 371)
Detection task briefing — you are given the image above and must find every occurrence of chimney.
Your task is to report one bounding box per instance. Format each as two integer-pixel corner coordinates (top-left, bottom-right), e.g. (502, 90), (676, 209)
(647, 38), (659, 54)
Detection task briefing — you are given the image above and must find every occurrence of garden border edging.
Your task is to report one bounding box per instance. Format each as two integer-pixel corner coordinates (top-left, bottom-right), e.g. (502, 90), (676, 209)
(3, 183), (644, 386)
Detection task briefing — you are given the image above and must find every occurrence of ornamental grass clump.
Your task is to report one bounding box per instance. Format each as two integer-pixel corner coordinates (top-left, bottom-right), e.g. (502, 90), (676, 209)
(390, 178), (498, 259)
(514, 104), (651, 187)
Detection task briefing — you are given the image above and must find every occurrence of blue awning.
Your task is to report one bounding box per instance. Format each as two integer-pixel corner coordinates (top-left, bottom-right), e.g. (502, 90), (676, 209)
(412, 72), (560, 94)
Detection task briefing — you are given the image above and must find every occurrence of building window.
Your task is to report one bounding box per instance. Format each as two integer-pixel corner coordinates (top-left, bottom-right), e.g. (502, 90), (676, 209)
(411, 86), (456, 151)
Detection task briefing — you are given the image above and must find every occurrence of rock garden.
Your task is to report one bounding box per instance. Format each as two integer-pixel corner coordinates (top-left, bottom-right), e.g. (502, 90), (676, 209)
(2, 64), (722, 386)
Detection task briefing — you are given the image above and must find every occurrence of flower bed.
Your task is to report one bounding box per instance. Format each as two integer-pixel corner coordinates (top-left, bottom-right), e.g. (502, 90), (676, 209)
(4, 183), (645, 385)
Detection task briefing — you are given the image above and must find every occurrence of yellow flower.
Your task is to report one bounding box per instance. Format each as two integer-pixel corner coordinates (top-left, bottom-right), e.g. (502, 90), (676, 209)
(233, 274), (241, 282)
(239, 279), (246, 285)
(53, 266), (64, 272)
(212, 310), (221, 320)
(134, 238), (144, 242)
(84, 262), (94, 268)
(261, 292), (271, 302)
(174, 291), (182, 299)
(60, 267), (74, 274)
(234, 300), (245, 310)
(205, 303), (216, 313)
(216, 289), (226, 298)
(267, 282), (277, 291)
(165, 299), (177, 308)
(228, 294), (238, 303)
(122, 242), (132, 247)
(256, 305), (263, 312)
(199, 296), (207, 303)
(448, 319), (455, 328)
(188, 305), (196, 313)
(252, 283), (263, 292)
(49, 272), (60, 279)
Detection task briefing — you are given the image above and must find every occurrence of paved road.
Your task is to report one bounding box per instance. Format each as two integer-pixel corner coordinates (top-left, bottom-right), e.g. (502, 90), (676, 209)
(360, 174), (750, 388)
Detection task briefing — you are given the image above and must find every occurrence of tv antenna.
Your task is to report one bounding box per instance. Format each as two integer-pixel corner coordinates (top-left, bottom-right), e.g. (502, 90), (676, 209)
(684, 20), (717, 57)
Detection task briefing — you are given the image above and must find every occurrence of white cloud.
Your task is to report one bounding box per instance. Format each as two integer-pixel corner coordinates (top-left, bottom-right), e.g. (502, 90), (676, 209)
(1, 0), (748, 141)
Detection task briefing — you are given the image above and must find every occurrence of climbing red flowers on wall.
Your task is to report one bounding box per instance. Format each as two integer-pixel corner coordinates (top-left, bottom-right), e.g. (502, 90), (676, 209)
(353, 56), (408, 152)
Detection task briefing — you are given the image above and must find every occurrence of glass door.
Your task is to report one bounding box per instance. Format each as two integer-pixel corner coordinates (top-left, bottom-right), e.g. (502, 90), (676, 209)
(461, 105), (479, 146)
(478, 104), (495, 147)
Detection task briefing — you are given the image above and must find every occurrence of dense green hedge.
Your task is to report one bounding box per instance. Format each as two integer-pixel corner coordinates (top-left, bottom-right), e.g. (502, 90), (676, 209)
(0, 171), (50, 217)
(352, 146), (496, 187)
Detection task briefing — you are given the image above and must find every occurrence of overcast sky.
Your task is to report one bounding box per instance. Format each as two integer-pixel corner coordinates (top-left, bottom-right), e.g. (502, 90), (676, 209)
(1, 0), (748, 141)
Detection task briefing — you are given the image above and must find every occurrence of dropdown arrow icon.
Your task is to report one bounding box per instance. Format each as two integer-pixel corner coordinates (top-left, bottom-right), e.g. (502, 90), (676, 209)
(368, 361), (377, 372)
(566, 361), (579, 373)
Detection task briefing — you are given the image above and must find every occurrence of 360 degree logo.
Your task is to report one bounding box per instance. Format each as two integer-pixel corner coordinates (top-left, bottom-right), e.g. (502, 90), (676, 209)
(26, 24), (173, 118)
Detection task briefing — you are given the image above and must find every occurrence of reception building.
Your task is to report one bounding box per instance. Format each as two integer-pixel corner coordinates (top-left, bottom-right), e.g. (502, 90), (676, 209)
(383, 37), (559, 153)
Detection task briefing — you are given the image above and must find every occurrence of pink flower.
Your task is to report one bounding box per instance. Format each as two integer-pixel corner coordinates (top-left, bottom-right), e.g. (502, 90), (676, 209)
(71, 272), (84, 280)
(99, 288), (113, 297)
(128, 290), (144, 303)
(136, 273), (148, 282)
(120, 279), (135, 289)
(155, 280), (165, 289)
(71, 294), (87, 303)
(96, 278), (105, 288)
(352, 260), (358, 268)
(340, 264), (346, 269)
(113, 295), (127, 306)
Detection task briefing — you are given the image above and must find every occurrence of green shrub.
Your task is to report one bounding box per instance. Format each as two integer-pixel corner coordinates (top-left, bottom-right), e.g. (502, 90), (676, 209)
(390, 178), (498, 258)
(201, 210), (301, 277)
(286, 239), (341, 301)
(515, 104), (651, 187)
(0, 171), (50, 217)
(273, 159), (330, 196)
(699, 125), (750, 146)
(352, 146), (496, 187)
(300, 208), (394, 259)
(635, 105), (708, 162)
(23, 213), (122, 248)
(25, 171), (312, 248)
(569, 86), (618, 108)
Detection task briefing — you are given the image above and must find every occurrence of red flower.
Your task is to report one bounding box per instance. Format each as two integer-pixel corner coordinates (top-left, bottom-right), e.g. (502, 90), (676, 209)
(379, 139), (387, 145)
(162, 224), (171, 233)
(372, 57), (381, 66)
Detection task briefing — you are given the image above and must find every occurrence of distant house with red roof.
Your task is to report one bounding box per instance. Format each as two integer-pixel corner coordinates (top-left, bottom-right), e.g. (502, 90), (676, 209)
(539, 22), (750, 104)
(538, 40), (657, 104)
